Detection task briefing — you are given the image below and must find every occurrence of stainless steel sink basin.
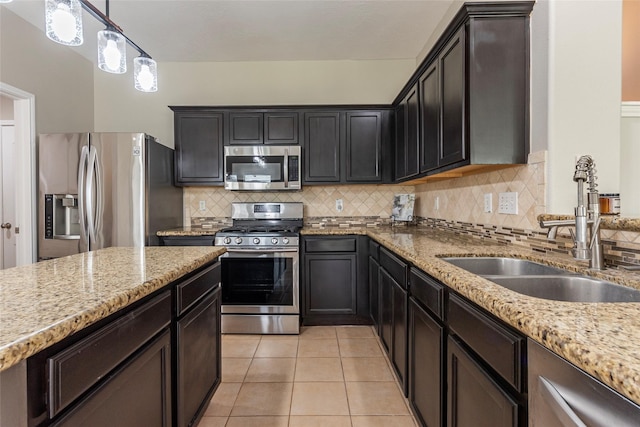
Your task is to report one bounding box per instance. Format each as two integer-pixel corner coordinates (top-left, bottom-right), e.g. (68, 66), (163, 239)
(443, 257), (570, 276)
(487, 276), (640, 303)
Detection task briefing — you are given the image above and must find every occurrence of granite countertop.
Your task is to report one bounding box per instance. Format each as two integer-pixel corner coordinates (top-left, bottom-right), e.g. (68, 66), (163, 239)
(302, 226), (640, 406)
(0, 246), (225, 372)
(157, 226), (225, 236)
(539, 214), (640, 232)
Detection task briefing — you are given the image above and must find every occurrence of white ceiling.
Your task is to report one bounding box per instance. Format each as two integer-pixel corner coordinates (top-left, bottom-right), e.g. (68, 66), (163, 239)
(5, 0), (455, 63)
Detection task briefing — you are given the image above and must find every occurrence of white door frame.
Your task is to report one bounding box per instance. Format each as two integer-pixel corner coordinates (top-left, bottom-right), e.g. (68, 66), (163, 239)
(0, 82), (36, 266)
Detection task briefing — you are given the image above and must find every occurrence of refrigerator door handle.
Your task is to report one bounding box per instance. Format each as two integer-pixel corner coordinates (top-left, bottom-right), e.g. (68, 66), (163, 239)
(86, 146), (102, 245)
(77, 145), (90, 251)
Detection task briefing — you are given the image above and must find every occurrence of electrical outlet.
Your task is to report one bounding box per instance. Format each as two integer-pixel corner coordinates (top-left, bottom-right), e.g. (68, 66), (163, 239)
(484, 193), (492, 213)
(335, 199), (344, 212)
(199, 200), (206, 211)
(434, 196), (440, 211)
(498, 192), (518, 215)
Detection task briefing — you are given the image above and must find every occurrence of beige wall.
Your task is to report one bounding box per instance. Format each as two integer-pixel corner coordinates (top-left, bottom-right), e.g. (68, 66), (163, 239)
(0, 9), (94, 133)
(623, 0), (640, 101)
(535, 0), (622, 214)
(93, 59), (416, 148)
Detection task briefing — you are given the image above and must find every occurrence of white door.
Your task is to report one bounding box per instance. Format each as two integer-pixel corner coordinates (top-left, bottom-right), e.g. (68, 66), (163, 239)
(1, 124), (16, 269)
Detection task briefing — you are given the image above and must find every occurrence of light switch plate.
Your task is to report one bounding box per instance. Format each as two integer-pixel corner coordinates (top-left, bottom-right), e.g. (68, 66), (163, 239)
(498, 192), (518, 215)
(199, 200), (206, 211)
(335, 199), (344, 212)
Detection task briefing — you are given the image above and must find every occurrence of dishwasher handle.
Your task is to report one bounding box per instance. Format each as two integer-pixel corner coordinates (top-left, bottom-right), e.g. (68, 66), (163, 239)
(538, 376), (587, 427)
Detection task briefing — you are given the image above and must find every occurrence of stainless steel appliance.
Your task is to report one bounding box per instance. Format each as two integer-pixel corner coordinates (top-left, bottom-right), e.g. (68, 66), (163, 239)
(224, 145), (301, 191)
(214, 202), (303, 334)
(38, 132), (183, 260)
(528, 339), (640, 426)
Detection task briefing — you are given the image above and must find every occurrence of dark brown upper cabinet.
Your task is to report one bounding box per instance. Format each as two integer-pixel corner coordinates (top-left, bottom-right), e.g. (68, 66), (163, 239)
(172, 108), (224, 186)
(394, 2), (533, 182)
(304, 109), (391, 184)
(395, 84), (420, 181)
(304, 111), (341, 183)
(227, 111), (300, 145)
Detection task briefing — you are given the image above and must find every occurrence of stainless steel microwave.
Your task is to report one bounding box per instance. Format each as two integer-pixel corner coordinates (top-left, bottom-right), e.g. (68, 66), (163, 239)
(224, 145), (301, 191)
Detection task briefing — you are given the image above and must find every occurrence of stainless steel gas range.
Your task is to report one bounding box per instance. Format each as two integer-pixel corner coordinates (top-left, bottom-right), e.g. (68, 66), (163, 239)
(214, 202), (303, 334)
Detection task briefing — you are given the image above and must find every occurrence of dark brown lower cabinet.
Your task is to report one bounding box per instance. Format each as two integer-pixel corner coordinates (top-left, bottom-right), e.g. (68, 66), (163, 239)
(53, 331), (172, 427)
(447, 337), (519, 427)
(368, 255), (380, 333)
(160, 236), (215, 246)
(176, 287), (221, 427)
(409, 297), (444, 427)
(379, 267), (393, 354)
(379, 267), (408, 394)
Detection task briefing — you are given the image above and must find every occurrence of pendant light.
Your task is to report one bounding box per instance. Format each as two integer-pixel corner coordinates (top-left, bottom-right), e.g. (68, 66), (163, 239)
(97, 28), (126, 74)
(45, 0), (83, 46)
(0, 0), (15, 3)
(134, 56), (158, 92)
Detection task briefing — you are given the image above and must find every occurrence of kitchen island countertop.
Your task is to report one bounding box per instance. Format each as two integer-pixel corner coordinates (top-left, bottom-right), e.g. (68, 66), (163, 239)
(0, 246), (225, 372)
(301, 225), (640, 406)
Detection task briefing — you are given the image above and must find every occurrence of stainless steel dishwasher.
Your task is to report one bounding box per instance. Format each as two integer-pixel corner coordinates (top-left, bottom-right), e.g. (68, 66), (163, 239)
(528, 338), (640, 426)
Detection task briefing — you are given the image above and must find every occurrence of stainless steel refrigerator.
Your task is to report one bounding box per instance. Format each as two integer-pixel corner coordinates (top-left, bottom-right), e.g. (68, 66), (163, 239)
(38, 133), (183, 260)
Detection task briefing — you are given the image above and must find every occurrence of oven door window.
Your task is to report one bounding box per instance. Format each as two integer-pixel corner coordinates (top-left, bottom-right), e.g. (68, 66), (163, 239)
(225, 156), (284, 184)
(222, 257), (294, 306)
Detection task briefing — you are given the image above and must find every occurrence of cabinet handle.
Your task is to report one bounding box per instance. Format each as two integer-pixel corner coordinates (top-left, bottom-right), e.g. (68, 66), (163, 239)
(538, 376), (587, 427)
(0, 223), (11, 229)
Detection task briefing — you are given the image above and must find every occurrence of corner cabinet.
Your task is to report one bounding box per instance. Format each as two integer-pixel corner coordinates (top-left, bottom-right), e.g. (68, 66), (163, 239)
(394, 2), (533, 182)
(395, 85), (420, 181)
(171, 108), (224, 186)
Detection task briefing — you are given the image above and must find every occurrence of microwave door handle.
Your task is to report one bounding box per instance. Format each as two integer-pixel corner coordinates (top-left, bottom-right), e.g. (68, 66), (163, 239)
(283, 149), (289, 188)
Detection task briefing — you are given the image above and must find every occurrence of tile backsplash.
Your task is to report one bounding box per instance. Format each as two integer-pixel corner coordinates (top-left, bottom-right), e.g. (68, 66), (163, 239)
(184, 184), (415, 221)
(183, 149), (640, 266)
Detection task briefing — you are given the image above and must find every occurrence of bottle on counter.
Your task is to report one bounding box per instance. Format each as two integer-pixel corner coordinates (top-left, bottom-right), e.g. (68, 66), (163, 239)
(599, 193), (621, 215)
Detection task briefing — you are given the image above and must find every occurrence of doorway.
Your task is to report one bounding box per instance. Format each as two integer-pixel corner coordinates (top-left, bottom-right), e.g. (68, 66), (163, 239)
(0, 83), (36, 267)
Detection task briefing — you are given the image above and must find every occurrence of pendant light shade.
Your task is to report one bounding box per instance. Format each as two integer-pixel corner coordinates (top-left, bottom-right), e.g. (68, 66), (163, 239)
(98, 29), (126, 74)
(45, 0), (83, 46)
(134, 56), (158, 92)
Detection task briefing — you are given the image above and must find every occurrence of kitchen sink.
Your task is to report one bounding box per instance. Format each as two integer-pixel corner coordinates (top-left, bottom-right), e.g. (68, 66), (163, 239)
(442, 257), (571, 276)
(443, 257), (640, 303)
(487, 276), (640, 303)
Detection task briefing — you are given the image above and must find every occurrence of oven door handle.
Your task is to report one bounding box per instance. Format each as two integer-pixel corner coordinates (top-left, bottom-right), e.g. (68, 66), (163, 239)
(223, 248), (299, 254)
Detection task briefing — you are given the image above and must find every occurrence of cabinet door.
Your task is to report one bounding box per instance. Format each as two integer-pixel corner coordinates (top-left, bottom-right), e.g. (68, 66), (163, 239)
(392, 278), (408, 395)
(304, 112), (341, 182)
(228, 112), (263, 145)
(394, 104), (406, 181)
(174, 112), (224, 185)
(53, 331), (172, 427)
(447, 336), (519, 427)
(395, 85), (420, 181)
(345, 111), (382, 182)
(176, 288), (221, 427)
(419, 62), (440, 173)
(379, 268), (393, 354)
(304, 254), (357, 316)
(264, 112), (299, 145)
(369, 256), (380, 332)
(409, 298), (444, 427)
(440, 28), (466, 168)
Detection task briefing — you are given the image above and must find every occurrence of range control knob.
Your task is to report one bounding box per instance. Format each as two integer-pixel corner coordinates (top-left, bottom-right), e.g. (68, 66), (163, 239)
(271, 237), (279, 245)
(234, 237), (243, 244)
(282, 237), (290, 245)
(253, 237), (261, 245)
(223, 237), (232, 245)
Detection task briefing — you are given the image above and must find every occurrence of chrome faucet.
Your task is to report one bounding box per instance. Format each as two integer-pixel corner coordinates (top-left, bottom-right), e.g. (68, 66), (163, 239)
(540, 155), (605, 270)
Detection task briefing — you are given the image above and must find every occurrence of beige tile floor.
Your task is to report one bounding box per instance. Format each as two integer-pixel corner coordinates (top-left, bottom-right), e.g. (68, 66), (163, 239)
(199, 325), (419, 427)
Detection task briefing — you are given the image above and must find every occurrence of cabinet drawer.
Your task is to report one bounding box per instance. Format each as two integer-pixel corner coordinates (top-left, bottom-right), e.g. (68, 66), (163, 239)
(48, 291), (172, 418)
(380, 247), (408, 288)
(305, 237), (356, 253)
(161, 236), (215, 246)
(369, 239), (380, 261)
(176, 262), (221, 316)
(448, 293), (524, 392)
(409, 268), (445, 321)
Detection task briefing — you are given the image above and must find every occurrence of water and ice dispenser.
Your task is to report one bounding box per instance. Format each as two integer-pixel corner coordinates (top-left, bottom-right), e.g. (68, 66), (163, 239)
(44, 194), (80, 240)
